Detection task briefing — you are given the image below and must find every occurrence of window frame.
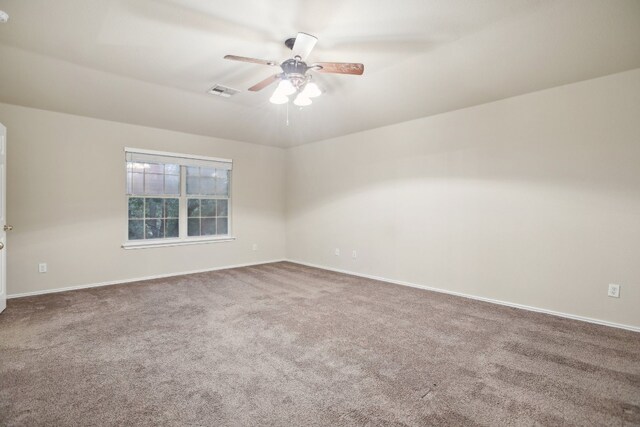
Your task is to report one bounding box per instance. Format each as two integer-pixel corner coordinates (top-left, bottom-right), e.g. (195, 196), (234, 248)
(122, 148), (235, 249)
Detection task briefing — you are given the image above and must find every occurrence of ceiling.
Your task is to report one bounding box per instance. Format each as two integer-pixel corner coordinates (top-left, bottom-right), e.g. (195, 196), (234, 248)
(0, 0), (639, 147)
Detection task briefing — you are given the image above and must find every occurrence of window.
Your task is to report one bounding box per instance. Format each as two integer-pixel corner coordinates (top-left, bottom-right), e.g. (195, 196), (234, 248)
(123, 148), (233, 248)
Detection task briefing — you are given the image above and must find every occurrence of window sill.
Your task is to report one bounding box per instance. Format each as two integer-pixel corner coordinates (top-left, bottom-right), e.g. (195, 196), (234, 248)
(122, 236), (236, 250)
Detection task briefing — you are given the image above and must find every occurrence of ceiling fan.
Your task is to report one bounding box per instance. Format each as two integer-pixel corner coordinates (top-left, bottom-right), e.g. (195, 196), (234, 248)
(224, 32), (364, 106)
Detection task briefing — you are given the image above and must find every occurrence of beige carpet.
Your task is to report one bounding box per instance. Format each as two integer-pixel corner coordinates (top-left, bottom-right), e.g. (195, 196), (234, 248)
(1, 262), (639, 426)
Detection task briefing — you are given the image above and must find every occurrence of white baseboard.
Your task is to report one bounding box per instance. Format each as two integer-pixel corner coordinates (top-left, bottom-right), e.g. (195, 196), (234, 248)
(7, 259), (286, 299)
(287, 259), (640, 333)
(8, 257), (638, 333)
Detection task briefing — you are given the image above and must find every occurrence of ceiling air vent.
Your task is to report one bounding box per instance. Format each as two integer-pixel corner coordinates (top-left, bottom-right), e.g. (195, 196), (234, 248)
(207, 85), (240, 98)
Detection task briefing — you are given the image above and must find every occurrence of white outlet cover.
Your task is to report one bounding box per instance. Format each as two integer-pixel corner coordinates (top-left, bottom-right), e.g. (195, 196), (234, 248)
(608, 284), (620, 298)
(334, 249), (340, 256)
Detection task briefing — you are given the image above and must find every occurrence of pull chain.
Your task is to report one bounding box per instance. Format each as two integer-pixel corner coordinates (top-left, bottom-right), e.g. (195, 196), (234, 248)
(286, 101), (290, 126)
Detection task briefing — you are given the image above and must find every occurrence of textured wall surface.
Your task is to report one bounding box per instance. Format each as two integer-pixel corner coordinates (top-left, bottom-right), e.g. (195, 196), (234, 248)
(286, 69), (640, 328)
(1, 103), (286, 295)
(2, 69), (639, 328)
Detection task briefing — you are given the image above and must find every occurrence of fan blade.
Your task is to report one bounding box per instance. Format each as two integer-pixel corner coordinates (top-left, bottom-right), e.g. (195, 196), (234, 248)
(248, 74), (280, 91)
(291, 32), (318, 60)
(224, 55), (278, 67)
(313, 62), (364, 75)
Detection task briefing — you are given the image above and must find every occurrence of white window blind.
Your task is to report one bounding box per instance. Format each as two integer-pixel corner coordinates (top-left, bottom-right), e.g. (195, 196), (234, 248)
(124, 148), (233, 247)
(125, 148), (232, 170)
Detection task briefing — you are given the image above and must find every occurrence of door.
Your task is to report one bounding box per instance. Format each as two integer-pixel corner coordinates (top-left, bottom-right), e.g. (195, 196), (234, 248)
(0, 123), (6, 313)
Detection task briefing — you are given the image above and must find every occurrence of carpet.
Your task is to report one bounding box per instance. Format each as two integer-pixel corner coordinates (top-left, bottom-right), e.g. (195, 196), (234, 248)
(1, 262), (639, 426)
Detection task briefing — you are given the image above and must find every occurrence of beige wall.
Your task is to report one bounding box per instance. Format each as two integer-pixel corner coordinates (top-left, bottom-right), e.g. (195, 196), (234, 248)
(0, 103), (286, 295)
(2, 69), (639, 329)
(286, 69), (640, 328)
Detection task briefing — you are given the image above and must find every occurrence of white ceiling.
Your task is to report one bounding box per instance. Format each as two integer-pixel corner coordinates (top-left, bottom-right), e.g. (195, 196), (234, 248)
(0, 0), (639, 147)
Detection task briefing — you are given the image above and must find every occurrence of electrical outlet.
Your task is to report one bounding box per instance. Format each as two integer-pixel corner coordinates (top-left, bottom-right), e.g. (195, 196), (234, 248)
(38, 263), (47, 273)
(252, 243), (258, 251)
(334, 248), (340, 256)
(352, 250), (357, 259)
(608, 284), (620, 298)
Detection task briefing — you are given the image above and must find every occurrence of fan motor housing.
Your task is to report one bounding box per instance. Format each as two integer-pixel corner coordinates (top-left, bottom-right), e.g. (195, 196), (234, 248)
(280, 58), (310, 90)
(281, 58), (308, 75)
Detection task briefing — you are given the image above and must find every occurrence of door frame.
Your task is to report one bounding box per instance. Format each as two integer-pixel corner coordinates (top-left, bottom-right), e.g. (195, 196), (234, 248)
(0, 122), (6, 313)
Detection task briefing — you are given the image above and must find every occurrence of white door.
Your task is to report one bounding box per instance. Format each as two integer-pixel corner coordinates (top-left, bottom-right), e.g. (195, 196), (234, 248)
(0, 123), (6, 313)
